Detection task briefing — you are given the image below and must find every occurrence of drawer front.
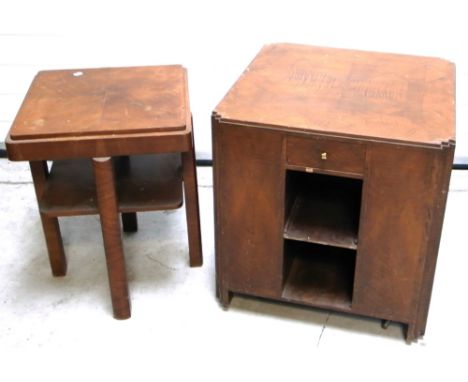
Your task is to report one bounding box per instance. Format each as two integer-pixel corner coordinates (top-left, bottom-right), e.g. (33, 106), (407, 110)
(286, 136), (366, 175)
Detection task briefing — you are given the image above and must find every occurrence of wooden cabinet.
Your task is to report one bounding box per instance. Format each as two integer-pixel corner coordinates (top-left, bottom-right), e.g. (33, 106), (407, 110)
(212, 44), (455, 341)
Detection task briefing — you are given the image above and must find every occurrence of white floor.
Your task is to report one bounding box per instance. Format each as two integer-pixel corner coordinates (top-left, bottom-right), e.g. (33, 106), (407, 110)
(0, 160), (467, 380)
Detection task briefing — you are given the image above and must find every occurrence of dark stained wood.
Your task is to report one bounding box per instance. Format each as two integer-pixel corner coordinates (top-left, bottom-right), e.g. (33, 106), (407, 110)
(215, 43), (455, 148)
(38, 216), (67, 277)
(214, 123), (284, 298)
(116, 154), (183, 213)
(29, 161), (67, 276)
(212, 114), (232, 307)
(93, 158), (130, 319)
(39, 158), (95, 215)
(38, 154), (183, 216)
(282, 241), (355, 310)
(119, 156), (139, 233)
(352, 145), (438, 323)
(284, 171), (361, 250)
(213, 44), (455, 342)
(410, 144), (455, 341)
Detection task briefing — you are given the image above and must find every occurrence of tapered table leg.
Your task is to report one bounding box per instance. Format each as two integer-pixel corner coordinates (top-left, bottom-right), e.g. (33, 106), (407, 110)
(182, 144), (203, 267)
(92, 157), (131, 319)
(30, 161), (67, 276)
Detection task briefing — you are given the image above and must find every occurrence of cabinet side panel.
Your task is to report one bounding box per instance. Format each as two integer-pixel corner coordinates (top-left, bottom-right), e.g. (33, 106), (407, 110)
(353, 144), (437, 322)
(412, 145), (454, 338)
(212, 115), (223, 300)
(214, 122), (284, 297)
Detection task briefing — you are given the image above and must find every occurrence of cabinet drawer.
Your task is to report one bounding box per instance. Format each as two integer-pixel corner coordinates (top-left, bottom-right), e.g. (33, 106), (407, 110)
(286, 136), (365, 175)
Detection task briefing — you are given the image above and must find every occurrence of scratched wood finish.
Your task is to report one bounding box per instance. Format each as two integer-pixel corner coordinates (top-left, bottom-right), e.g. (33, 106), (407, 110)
(9, 66), (187, 140)
(282, 241), (356, 310)
(6, 66), (192, 162)
(213, 44), (455, 342)
(216, 43), (455, 148)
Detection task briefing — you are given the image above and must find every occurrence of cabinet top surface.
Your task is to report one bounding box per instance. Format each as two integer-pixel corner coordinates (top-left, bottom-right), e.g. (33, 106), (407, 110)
(9, 65), (188, 141)
(215, 43), (455, 147)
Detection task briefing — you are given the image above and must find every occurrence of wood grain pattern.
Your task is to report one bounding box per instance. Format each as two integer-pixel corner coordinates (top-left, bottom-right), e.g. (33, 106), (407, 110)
(215, 123), (284, 298)
(6, 65), (202, 319)
(10, 66), (187, 140)
(352, 145), (436, 322)
(213, 44), (455, 341)
(38, 154), (183, 216)
(287, 136), (366, 176)
(93, 157), (130, 319)
(5, 130), (191, 161)
(215, 43), (455, 148)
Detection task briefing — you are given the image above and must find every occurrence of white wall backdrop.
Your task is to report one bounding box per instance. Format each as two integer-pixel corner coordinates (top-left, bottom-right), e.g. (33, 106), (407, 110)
(1, 0), (466, 161)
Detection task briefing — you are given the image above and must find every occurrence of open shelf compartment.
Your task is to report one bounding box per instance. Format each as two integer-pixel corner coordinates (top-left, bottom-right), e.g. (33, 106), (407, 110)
(39, 153), (183, 216)
(282, 240), (356, 310)
(284, 170), (362, 250)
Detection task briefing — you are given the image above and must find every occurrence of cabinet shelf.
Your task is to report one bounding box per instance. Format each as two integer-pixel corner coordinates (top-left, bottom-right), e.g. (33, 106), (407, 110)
(213, 44), (454, 341)
(39, 153), (183, 216)
(284, 171), (362, 250)
(282, 241), (355, 310)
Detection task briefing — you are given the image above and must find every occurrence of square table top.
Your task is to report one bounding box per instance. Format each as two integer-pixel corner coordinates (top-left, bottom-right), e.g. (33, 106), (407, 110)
(214, 43), (455, 148)
(9, 65), (188, 141)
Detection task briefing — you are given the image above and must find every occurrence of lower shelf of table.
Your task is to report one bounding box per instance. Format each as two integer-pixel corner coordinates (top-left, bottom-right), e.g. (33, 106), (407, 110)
(39, 153), (183, 216)
(282, 241), (356, 310)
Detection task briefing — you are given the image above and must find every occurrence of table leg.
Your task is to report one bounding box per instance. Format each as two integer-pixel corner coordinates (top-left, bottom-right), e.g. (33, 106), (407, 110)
(29, 161), (67, 276)
(182, 144), (203, 267)
(40, 216), (67, 276)
(121, 212), (138, 233)
(92, 157), (131, 319)
(114, 156), (138, 233)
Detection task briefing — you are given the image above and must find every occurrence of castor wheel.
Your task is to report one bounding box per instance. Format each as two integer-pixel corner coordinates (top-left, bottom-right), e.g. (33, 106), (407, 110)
(381, 320), (391, 329)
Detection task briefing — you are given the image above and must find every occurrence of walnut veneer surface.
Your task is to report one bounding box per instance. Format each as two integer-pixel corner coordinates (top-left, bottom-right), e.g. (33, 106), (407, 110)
(213, 43), (455, 342)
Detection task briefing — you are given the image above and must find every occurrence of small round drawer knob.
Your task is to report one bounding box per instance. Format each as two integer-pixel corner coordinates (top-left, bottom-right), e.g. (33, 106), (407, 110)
(321, 152), (328, 160)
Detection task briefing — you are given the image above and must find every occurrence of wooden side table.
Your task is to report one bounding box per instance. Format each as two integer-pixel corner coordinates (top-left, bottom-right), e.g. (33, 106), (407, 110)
(212, 44), (455, 341)
(6, 65), (202, 319)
